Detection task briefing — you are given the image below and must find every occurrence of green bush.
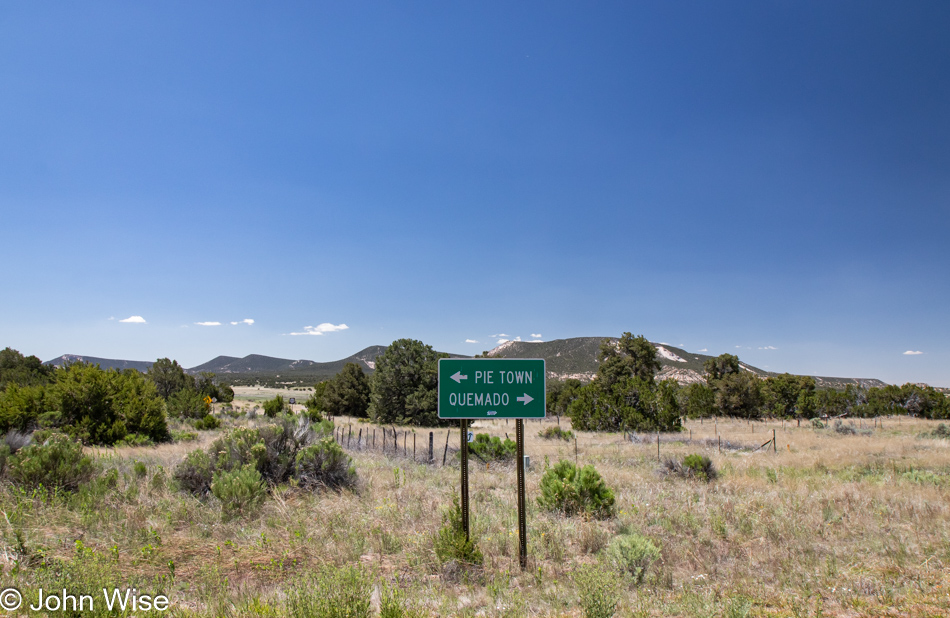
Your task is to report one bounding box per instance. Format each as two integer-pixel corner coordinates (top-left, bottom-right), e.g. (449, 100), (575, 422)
(433, 493), (483, 565)
(212, 426), (269, 474)
(604, 533), (660, 584)
(115, 433), (154, 447)
(5, 432), (97, 491)
(539, 425), (574, 441)
(172, 430), (199, 442)
(295, 438), (357, 490)
(287, 565), (372, 618)
(683, 454), (717, 482)
(263, 395), (286, 418)
(0, 383), (47, 433)
(167, 388), (210, 420)
(661, 454), (717, 482)
(575, 563), (620, 618)
(174, 417), (342, 500)
(211, 465), (267, 519)
(193, 414), (221, 431)
(46, 363), (170, 446)
(467, 433), (516, 462)
(538, 460), (615, 519)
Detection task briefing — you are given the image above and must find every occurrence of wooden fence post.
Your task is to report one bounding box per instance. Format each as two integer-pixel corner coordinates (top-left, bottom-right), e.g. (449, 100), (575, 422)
(443, 430), (450, 466)
(429, 431), (434, 463)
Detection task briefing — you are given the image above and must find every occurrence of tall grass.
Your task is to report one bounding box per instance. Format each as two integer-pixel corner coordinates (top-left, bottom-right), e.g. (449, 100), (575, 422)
(0, 414), (947, 616)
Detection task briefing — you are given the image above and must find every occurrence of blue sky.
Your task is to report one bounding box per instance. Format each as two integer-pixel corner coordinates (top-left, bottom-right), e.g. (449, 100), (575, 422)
(1, 2), (948, 386)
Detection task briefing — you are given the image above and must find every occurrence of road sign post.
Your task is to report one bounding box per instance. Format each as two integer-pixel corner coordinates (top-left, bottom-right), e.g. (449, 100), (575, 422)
(438, 358), (544, 570)
(516, 418), (527, 569)
(460, 419), (470, 540)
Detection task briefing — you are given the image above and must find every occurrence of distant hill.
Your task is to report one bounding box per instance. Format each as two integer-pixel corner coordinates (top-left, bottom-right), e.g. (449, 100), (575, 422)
(44, 354), (153, 373)
(185, 346), (391, 386)
(484, 338), (889, 389)
(43, 338), (893, 389)
(484, 338), (725, 383)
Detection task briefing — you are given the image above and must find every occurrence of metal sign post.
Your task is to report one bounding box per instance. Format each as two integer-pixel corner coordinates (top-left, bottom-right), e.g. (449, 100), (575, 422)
(438, 358), (544, 570)
(460, 419), (470, 540)
(516, 418), (527, 569)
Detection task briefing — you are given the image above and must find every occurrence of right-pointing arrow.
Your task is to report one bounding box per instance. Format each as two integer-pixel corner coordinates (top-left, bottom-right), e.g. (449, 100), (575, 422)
(517, 393), (533, 405)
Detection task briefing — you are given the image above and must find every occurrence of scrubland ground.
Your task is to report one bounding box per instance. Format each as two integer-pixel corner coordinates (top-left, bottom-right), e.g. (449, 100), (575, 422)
(1, 411), (949, 617)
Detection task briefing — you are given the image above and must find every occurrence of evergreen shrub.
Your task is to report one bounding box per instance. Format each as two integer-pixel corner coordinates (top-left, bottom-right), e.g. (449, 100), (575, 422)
(193, 414), (221, 431)
(467, 433), (516, 461)
(539, 425), (574, 441)
(5, 432), (98, 491)
(537, 460), (615, 519)
(661, 454), (717, 482)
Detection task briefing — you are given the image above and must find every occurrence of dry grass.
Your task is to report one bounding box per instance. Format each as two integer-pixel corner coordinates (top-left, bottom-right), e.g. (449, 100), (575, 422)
(1, 413), (949, 616)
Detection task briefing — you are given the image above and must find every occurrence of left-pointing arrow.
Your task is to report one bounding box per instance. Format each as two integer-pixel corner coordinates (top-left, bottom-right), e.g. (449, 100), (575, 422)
(516, 393), (533, 405)
(451, 371), (468, 383)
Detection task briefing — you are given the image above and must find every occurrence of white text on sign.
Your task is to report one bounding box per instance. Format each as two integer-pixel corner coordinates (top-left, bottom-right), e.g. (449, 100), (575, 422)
(474, 371), (534, 384)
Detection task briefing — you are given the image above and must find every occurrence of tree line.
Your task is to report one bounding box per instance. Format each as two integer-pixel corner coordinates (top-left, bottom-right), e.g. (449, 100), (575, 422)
(548, 338), (949, 431)
(0, 348), (234, 445)
(3, 336), (945, 444)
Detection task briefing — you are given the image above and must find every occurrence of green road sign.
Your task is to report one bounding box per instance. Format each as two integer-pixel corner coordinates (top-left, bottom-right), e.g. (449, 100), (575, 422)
(438, 358), (545, 419)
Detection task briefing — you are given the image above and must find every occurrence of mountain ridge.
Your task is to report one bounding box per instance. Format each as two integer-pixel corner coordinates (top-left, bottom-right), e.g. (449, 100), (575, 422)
(44, 339), (894, 389)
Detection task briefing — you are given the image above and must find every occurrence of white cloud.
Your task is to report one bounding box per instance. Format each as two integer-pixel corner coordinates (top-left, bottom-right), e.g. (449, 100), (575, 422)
(196, 321), (221, 326)
(465, 339), (478, 344)
(514, 336), (522, 342)
(119, 316), (146, 324)
(289, 323), (349, 336)
(698, 348), (708, 352)
(497, 339), (510, 344)
(108, 316), (115, 321)
(230, 319), (255, 326)
(531, 339), (543, 343)
(531, 333), (542, 339)
(758, 345), (778, 350)
(903, 350), (923, 355)
(491, 333), (509, 338)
